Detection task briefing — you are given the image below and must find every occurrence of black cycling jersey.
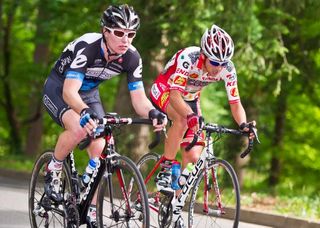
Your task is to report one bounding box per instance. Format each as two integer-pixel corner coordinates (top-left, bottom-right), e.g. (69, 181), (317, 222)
(53, 32), (143, 91)
(43, 32), (144, 126)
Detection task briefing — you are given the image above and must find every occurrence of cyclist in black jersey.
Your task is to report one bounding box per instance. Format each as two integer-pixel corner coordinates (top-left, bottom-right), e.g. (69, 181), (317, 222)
(42, 4), (167, 228)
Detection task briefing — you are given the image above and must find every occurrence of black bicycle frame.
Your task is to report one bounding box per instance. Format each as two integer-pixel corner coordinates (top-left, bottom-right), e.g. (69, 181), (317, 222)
(66, 127), (114, 225)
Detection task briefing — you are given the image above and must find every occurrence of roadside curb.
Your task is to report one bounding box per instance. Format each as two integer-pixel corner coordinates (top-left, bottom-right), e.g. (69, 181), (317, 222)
(0, 168), (31, 182)
(240, 208), (320, 228)
(1, 168), (319, 227)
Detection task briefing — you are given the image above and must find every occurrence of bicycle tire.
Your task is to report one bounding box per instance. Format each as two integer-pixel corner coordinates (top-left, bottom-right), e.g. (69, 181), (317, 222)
(188, 159), (240, 228)
(135, 152), (162, 228)
(28, 150), (75, 228)
(96, 155), (150, 228)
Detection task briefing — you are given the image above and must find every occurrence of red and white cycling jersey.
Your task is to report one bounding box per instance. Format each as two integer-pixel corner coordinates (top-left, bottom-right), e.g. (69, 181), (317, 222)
(150, 46), (240, 112)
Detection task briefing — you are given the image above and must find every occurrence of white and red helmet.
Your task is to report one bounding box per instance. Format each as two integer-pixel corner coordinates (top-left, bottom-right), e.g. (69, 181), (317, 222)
(201, 24), (234, 62)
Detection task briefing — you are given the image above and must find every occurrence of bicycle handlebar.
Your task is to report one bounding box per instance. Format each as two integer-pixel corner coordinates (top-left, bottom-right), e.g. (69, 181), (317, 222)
(185, 121), (260, 158)
(78, 113), (161, 150)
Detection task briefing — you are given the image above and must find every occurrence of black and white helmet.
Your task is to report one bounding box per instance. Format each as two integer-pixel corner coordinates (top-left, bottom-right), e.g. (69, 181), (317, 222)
(100, 4), (140, 30)
(201, 24), (234, 62)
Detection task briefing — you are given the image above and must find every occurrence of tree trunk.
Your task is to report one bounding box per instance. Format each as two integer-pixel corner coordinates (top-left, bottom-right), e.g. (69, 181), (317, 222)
(0, 0), (21, 154)
(24, 0), (50, 157)
(268, 83), (287, 186)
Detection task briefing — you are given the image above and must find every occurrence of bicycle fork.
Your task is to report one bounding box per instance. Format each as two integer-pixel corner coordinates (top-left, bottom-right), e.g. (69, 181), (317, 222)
(203, 165), (224, 216)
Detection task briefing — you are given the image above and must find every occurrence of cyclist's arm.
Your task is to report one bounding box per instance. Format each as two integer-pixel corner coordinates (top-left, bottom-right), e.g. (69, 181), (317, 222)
(63, 78), (88, 114)
(229, 102), (247, 126)
(130, 88), (155, 118)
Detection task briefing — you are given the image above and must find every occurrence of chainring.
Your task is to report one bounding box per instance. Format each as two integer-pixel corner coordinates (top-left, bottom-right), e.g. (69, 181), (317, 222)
(65, 204), (79, 228)
(158, 195), (173, 228)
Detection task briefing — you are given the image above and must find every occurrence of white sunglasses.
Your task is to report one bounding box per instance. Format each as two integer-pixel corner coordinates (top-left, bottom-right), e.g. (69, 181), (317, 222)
(105, 27), (136, 39)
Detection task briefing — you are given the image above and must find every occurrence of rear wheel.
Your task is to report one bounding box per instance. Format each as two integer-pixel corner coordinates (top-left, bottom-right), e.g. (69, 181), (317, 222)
(29, 150), (76, 228)
(188, 159), (240, 228)
(97, 155), (149, 227)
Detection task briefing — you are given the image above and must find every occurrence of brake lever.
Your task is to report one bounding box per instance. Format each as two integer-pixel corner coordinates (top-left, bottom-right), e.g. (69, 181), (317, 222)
(240, 124), (260, 158)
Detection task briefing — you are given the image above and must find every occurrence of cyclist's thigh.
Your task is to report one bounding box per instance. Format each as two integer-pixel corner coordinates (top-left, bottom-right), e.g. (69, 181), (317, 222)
(79, 89), (105, 118)
(43, 72), (70, 127)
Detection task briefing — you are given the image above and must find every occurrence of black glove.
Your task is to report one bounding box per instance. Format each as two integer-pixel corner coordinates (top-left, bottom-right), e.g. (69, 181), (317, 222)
(148, 109), (167, 124)
(239, 121), (256, 131)
(80, 108), (97, 127)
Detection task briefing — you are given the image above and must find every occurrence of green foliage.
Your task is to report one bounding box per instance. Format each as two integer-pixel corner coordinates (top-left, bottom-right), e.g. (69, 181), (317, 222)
(0, 0), (320, 220)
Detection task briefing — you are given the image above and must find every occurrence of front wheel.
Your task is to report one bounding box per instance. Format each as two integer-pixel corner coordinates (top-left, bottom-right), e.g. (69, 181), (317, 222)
(135, 152), (166, 228)
(96, 155), (150, 228)
(28, 150), (75, 228)
(188, 159), (240, 228)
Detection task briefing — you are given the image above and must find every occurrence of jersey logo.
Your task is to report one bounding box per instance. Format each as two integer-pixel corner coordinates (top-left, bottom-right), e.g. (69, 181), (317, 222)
(227, 80), (237, 87)
(43, 95), (58, 118)
(175, 68), (189, 76)
(230, 87), (239, 97)
(182, 61), (190, 69)
(189, 73), (198, 79)
(160, 91), (169, 108)
(70, 48), (87, 69)
(128, 81), (144, 91)
(133, 58), (142, 78)
(151, 84), (161, 100)
(173, 76), (187, 86)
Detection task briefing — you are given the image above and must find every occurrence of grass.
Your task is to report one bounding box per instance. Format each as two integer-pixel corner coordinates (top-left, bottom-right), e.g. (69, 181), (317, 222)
(241, 169), (320, 222)
(241, 192), (320, 221)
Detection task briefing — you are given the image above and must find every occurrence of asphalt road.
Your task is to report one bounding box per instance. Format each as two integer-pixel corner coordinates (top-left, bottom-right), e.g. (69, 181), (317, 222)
(0, 172), (274, 228)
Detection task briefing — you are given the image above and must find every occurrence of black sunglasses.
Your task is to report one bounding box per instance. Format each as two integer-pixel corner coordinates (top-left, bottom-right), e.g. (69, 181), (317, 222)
(209, 60), (228, 67)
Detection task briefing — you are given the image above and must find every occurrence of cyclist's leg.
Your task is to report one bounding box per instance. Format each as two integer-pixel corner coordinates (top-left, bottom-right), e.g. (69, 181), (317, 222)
(181, 98), (204, 167)
(182, 145), (203, 166)
(81, 90), (106, 227)
(154, 103), (188, 194)
(164, 103), (188, 159)
(43, 75), (87, 202)
(85, 137), (105, 227)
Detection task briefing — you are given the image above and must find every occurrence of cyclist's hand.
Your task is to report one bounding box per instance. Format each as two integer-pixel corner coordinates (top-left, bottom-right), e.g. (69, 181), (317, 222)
(148, 109), (168, 132)
(80, 108), (98, 135)
(187, 113), (200, 132)
(239, 121), (256, 140)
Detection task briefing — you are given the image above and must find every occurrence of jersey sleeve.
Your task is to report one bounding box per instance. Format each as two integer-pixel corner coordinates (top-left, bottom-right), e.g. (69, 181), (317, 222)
(168, 50), (192, 92)
(222, 63), (240, 104)
(64, 41), (94, 82)
(125, 46), (144, 91)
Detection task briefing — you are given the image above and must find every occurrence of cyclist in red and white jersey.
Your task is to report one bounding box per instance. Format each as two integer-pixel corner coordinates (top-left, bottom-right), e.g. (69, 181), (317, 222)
(150, 24), (255, 194)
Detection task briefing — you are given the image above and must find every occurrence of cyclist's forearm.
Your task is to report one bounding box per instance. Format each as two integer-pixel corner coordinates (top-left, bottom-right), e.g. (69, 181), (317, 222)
(130, 89), (154, 118)
(230, 102), (247, 125)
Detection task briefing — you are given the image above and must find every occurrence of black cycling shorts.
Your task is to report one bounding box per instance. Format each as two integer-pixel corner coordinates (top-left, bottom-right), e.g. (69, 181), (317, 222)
(43, 70), (105, 127)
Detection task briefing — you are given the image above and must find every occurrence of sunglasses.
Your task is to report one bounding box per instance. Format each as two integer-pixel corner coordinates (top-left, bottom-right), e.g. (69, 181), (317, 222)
(106, 27), (136, 39)
(209, 60), (228, 67)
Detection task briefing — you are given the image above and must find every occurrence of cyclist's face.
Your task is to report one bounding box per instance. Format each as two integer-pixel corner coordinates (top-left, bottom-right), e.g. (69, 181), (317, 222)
(204, 58), (224, 76)
(103, 27), (136, 54)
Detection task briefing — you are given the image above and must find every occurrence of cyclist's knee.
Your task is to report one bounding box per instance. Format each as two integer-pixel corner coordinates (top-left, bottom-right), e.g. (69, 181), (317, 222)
(69, 127), (87, 143)
(87, 138), (105, 157)
(182, 146), (203, 164)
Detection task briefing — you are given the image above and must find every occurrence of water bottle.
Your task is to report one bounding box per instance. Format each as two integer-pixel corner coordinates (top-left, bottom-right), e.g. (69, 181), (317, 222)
(178, 163), (195, 188)
(81, 158), (98, 189)
(171, 161), (181, 190)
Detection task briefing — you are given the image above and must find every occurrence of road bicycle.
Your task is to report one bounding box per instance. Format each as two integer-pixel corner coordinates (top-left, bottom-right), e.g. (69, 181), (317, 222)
(29, 113), (156, 228)
(135, 120), (259, 228)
